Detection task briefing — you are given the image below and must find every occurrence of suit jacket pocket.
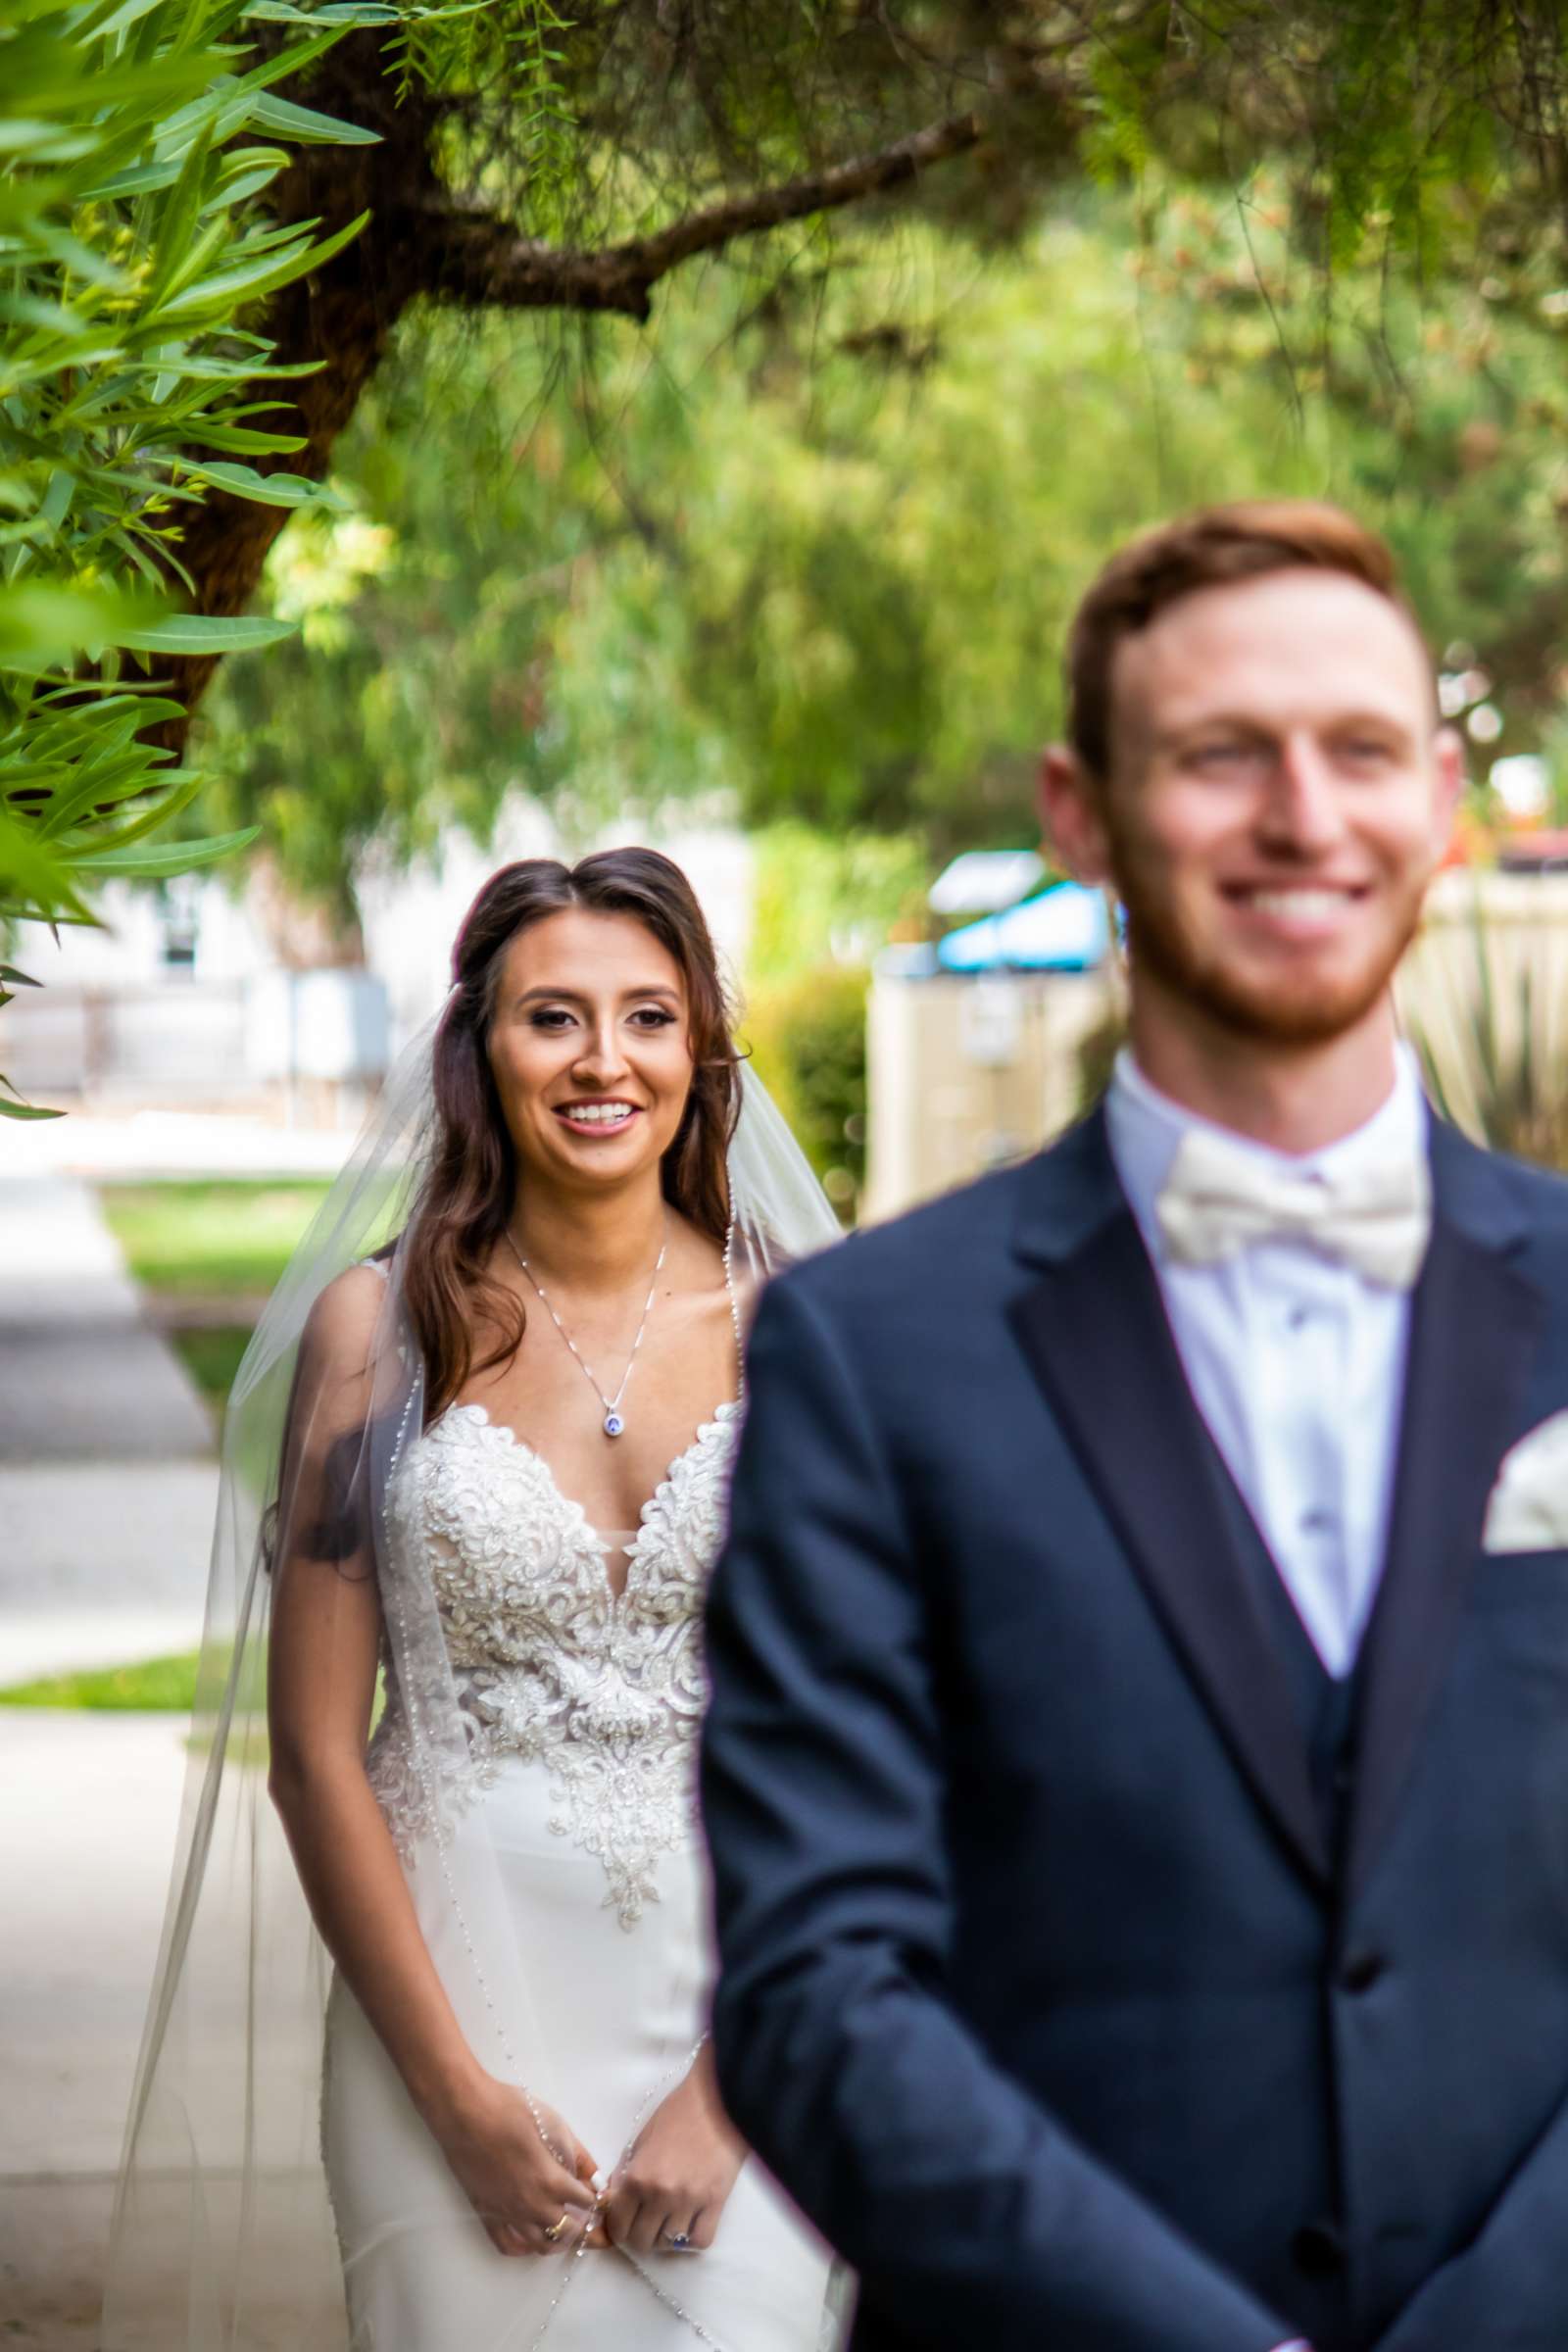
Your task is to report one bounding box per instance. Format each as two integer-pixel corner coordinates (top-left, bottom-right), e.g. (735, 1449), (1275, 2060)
(1470, 1545), (1568, 1606)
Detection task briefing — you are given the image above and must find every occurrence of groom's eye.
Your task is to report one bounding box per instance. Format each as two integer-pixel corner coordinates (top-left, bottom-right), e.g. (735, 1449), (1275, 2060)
(1187, 739), (1262, 774)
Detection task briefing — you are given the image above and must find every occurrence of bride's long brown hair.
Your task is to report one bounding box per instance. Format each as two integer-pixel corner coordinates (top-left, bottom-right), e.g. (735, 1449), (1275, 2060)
(403, 850), (743, 1419)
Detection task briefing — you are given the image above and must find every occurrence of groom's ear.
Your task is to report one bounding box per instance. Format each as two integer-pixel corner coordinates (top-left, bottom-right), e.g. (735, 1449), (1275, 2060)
(1039, 745), (1114, 888)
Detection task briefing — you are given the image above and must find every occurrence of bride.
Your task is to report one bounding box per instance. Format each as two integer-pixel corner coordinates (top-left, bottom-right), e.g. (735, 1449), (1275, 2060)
(102, 849), (845, 2352)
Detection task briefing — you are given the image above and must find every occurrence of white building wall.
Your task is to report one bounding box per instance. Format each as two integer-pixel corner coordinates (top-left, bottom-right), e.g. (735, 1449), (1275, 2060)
(5, 801), (756, 1102)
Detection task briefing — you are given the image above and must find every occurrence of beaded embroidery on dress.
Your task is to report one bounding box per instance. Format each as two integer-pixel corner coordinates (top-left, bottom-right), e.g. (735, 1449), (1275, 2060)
(370, 1399), (742, 1928)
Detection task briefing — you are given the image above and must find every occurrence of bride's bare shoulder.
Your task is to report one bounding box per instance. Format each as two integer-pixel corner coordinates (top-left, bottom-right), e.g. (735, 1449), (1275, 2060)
(299, 1258), (393, 1366)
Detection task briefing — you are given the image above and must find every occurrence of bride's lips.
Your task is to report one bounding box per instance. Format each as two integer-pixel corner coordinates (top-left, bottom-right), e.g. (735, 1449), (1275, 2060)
(552, 1098), (644, 1138)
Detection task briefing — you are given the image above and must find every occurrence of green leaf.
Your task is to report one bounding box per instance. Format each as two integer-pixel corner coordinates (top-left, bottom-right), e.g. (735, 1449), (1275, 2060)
(0, 294), (93, 337)
(181, 461), (344, 508)
(83, 0), (173, 41)
(39, 747), (191, 842)
(36, 468), (74, 534)
(60, 774), (206, 854)
(246, 89), (381, 143)
(0, 808), (91, 923)
(180, 422), (312, 455)
(205, 151), (290, 210)
(0, 966), (43, 988)
(0, 581), (162, 663)
(120, 612), (295, 654)
(243, 0), (398, 19)
(144, 208), (233, 318)
(81, 159), (185, 200)
(142, 120), (219, 315)
(0, 122), (92, 157)
(0, 1091), (66, 1122)
(74, 824), (260, 875)
(157, 208), (369, 323)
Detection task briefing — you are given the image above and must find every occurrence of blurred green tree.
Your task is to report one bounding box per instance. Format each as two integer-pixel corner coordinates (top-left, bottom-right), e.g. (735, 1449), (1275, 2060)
(194, 165), (1568, 925)
(142, 0), (1568, 760)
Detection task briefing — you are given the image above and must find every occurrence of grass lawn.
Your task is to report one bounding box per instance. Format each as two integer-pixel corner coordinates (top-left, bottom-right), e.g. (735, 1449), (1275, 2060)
(0, 1650), (204, 1709)
(0, 1648), (271, 1755)
(0, 1645), (371, 1750)
(12, 1187), (346, 1718)
(98, 1178), (334, 1408)
(98, 1178), (333, 1298)
(170, 1323), (256, 1406)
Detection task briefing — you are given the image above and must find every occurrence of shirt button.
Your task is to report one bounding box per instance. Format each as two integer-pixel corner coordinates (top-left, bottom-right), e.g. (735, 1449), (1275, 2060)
(1288, 1304), (1312, 1330)
(1300, 1507), (1337, 1536)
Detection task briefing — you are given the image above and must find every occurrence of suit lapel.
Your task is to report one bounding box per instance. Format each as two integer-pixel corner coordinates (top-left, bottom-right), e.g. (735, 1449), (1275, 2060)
(1009, 1112), (1330, 1888)
(1345, 1118), (1544, 1900)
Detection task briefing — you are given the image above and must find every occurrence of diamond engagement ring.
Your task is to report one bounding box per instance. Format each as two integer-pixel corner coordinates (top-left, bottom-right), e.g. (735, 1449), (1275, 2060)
(662, 2230), (695, 2251)
(543, 2213), (571, 2244)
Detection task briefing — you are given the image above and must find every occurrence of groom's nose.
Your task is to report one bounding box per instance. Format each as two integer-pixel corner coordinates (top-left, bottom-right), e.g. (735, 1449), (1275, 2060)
(1254, 731), (1348, 857)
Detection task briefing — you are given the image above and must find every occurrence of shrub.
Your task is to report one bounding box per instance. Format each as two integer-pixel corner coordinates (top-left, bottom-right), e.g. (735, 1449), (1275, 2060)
(743, 963), (869, 1223)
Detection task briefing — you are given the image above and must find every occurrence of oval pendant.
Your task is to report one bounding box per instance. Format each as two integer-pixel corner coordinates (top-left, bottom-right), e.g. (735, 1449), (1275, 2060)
(604, 1411), (625, 1439)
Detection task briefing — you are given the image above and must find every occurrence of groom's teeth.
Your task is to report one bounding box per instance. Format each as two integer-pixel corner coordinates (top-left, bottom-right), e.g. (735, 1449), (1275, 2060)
(1249, 890), (1349, 918)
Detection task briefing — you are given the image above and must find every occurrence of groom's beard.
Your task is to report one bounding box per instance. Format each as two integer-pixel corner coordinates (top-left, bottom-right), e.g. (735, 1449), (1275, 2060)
(1106, 833), (1427, 1049)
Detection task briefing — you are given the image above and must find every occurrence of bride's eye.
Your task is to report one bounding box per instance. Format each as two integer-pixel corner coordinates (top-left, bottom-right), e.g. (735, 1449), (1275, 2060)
(629, 1007), (678, 1028)
(529, 1007), (576, 1030)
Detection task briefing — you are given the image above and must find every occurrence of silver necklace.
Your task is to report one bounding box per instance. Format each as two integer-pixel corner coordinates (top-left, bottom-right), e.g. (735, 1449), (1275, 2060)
(506, 1215), (668, 1440)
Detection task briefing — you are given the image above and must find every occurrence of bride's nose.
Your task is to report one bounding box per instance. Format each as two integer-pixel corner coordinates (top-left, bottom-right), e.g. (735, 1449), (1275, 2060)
(570, 1015), (629, 1084)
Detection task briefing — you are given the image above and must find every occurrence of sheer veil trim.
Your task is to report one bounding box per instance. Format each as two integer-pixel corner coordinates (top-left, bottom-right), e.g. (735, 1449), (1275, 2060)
(101, 1018), (843, 2350)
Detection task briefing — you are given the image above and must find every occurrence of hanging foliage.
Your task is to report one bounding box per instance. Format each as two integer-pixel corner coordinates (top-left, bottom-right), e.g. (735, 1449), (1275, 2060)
(0, 0), (387, 1112)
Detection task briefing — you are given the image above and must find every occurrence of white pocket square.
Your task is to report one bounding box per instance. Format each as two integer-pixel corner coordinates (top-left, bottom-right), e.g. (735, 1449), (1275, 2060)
(1483, 1409), (1568, 1552)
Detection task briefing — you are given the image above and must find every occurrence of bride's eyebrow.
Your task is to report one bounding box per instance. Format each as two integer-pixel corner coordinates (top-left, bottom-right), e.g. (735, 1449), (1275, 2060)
(512, 983), (683, 1007)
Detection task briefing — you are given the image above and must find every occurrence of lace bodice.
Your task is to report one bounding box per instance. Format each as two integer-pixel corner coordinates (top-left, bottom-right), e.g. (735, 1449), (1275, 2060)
(368, 1399), (740, 1928)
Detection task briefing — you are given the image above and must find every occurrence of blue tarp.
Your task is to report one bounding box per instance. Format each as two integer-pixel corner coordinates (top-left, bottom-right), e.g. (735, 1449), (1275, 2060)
(936, 880), (1109, 972)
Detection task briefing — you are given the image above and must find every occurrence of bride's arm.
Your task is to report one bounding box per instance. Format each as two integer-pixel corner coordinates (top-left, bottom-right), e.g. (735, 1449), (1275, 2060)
(266, 1267), (599, 2255)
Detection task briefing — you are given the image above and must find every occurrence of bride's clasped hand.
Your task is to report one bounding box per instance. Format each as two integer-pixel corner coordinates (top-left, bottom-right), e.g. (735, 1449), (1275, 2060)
(598, 2047), (749, 2257)
(427, 2046), (746, 2262)
(424, 2076), (599, 2258)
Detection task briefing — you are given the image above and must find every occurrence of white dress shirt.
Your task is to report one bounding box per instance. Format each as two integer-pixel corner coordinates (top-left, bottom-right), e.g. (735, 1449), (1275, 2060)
(1103, 1048), (1427, 1678)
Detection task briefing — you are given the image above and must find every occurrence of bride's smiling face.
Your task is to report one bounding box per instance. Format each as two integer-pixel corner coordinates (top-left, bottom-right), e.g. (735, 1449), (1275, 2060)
(486, 906), (695, 1191)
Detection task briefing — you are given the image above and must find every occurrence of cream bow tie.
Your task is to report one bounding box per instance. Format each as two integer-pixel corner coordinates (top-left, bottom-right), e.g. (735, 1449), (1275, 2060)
(1154, 1128), (1432, 1290)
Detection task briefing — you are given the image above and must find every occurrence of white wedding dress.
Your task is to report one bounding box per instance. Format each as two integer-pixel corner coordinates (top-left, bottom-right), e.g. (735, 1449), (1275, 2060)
(320, 1393), (838, 2352)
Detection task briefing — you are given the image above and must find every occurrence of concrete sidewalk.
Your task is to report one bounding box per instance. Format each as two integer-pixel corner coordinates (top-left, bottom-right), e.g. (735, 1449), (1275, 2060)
(0, 1710), (189, 2349)
(0, 1170), (220, 2343)
(0, 1174), (214, 1462)
(0, 1172), (217, 1684)
(1, 1103), (355, 1181)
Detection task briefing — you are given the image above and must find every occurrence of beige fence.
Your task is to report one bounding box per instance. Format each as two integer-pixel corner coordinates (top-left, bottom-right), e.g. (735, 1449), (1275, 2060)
(864, 870), (1568, 1223)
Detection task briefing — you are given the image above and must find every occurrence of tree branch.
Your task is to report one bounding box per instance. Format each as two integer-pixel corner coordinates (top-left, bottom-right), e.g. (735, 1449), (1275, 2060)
(149, 92), (990, 751)
(424, 108), (987, 321)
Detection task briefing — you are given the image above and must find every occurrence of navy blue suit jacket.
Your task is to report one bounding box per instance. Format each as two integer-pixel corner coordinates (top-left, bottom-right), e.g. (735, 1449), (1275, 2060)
(701, 1107), (1568, 2351)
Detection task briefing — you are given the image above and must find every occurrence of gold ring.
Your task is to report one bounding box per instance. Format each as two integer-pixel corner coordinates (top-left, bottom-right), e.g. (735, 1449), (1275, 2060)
(542, 2213), (570, 2244)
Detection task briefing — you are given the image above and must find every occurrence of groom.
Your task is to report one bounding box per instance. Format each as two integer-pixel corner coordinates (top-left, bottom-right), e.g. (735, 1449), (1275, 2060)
(700, 502), (1568, 2351)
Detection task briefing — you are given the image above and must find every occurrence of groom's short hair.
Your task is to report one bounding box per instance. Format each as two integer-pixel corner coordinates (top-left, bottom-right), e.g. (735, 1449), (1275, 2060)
(1066, 501), (1423, 785)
